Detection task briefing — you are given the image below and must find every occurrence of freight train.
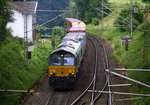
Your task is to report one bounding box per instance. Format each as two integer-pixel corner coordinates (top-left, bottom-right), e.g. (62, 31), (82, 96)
(48, 18), (86, 89)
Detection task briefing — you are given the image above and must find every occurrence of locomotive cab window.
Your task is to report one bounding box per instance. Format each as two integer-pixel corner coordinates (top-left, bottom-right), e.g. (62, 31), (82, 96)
(64, 57), (74, 65)
(63, 54), (75, 66)
(50, 55), (61, 66)
(50, 53), (75, 66)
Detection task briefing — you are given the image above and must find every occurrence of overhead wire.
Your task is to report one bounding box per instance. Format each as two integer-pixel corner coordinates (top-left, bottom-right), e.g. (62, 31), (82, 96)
(88, 1), (113, 104)
(0, 2), (70, 95)
(96, 7), (145, 32)
(98, 2), (145, 32)
(27, 12), (68, 33)
(95, 2), (146, 104)
(0, 12), (68, 75)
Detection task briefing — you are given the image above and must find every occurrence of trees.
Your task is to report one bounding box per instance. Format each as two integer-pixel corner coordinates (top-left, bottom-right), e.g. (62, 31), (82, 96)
(114, 5), (144, 32)
(142, 0), (150, 3)
(36, 0), (69, 27)
(67, 1), (78, 19)
(0, 0), (13, 42)
(92, 17), (99, 25)
(51, 26), (66, 47)
(75, 0), (108, 23)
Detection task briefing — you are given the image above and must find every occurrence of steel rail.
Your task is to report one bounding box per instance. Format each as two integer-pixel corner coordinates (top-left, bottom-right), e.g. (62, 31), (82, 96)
(44, 90), (71, 105)
(90, 35), (111, 105)
(70, 78), (95, 105)
(100, 37), (113, 105)
(90, 80), (108, 105)
(115, 97), (143, 101)
(44, 91), (55, 105)
(113, 68), (150, 72)
(65, 90), (72, 105)
(88, 35), (110, 105)
(88, 90), (150, 97)
(70, 35), (98, 105)
(93, 36), (109, 69)
(88, 36), (99, 104)
(106, 69), (150, 88)
(71, 35), (110, 105)
(89, 36), (108, 105)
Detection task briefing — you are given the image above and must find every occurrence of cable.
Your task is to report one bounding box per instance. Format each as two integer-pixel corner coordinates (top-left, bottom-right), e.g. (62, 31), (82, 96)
(100, 3), (145, 32)
(96, 7), (145, 32)
(27, 12), (68, 33)
(102, 3), (129, 24)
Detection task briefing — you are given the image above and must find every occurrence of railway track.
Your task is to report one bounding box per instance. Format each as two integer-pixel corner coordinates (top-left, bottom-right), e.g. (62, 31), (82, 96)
(70, 35), (109, 105)
(45, 90), (71, 105)
(23, 34), (111, 105)
(90, 35), (112, 105)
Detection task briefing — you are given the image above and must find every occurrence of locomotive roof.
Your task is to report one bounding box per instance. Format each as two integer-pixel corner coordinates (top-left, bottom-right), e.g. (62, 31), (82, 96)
(66, 18), (86, 32)
(51, 40), (81, 56)
(63, 32), (86, 41)
(66, 18), (85, 24)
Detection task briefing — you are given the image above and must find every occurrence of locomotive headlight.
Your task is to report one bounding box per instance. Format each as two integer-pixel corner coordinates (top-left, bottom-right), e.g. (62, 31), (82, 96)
(69, 72), (74, 76)
(50, 72), (55, 76)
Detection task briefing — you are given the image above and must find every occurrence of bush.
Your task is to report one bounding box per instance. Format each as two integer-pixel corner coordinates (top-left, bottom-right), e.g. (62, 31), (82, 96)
(142, 0), (150, 3)
(0, 37), (52, 105)
(0, 0), (13, 42)
(114, 4), (144, 32)
(92, 18), (99, 25)
(51, 26), (66, 47)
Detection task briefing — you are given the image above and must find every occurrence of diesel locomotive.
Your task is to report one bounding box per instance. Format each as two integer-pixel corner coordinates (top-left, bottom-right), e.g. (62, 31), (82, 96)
(48, 18), (86, 89)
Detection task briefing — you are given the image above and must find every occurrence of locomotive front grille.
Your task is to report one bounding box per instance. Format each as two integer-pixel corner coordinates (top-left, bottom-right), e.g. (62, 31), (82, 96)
(48, 66), (76, 77)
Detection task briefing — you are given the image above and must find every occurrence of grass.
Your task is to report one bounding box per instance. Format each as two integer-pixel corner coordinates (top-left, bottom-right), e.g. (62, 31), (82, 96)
(0, 25), (65, 105)
(0, 37), (53, 105)
(88, 1), (150, 105)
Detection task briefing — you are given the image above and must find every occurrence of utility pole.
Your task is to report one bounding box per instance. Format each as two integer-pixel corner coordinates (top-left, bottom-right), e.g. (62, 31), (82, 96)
(24, 0), (28, 59)
(100, 1), (113, 105)
(130, 0), (133, 37)
(100, 0), (104, 38)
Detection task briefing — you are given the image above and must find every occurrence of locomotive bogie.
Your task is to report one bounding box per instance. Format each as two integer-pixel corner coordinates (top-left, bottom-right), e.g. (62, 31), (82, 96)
(49, 77), (77, 89)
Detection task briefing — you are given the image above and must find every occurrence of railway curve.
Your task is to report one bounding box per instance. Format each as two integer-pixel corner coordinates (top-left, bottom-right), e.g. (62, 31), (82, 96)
(22, 34), (131, 105)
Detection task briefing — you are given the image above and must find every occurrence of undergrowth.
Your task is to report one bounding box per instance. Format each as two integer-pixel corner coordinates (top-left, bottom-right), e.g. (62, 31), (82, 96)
(0, 37), (52, 105)
(87, 1), (150, 104)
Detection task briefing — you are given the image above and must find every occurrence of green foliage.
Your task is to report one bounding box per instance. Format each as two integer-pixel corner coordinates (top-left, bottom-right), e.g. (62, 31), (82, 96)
(108, 22), (150, 105)
(0, 37), (52, 105)
(36, 0), (69, 27)
(114, 4), (144, 32)
(36, 25), (50, 36)
(88, 1), (150, 104)
(37, 25), (48, 32)
(87, 24), (101, 36)
(142, 0), (150, 3)
(0, 0), (13, 42)
(67, 1), (78, 18)
(51, 26), (66, 47)
(75, 0), (108, 23)
(92, 18), (99, 25)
